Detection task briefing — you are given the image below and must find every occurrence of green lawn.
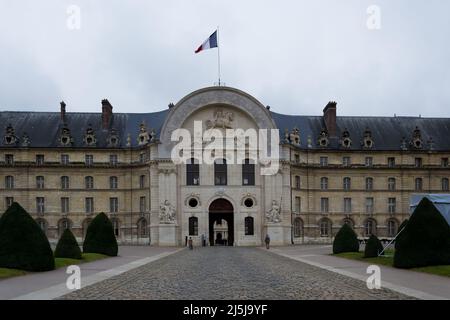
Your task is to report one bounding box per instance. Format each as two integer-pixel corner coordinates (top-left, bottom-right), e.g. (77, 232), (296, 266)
(1, 252), (109, 280)
(334, 251), (450, 278)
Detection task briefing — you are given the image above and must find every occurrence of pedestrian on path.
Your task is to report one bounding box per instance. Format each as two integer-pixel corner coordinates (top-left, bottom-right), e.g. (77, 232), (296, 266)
(188, 237), (193, 250)
(265, 234), (270, 249)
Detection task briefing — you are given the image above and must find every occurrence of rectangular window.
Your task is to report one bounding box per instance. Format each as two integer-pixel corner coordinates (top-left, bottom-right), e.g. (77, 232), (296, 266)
(5, 154), (14, 165)
(365, 157), (373, 167)
(441, 158), (448, 168)
(36, 155), (44, 165)
(85, 155), (93, 166)
(139, 175), (146, 188)
(5, 176), (14, 189)
(36, 176), (44, 189)
(388, 157), (396, 168)
(415, 157), (422, 168)
(320, 198), (329, 213)
(366, 197), (374, 214)
(214, 159), (227, 185)
(189, 217), (198, 236)
(110, 197), (118, 213)
(61, 197), (69, 214)
(110, 154), (118, 166)
(319, 157), (328, 167)
(294, 176), (300, 189)
(140, 152), (146, 163)
(140, 196), (146, 213)
(6, 197), (14, 208)
(242, 159), (255, 186)
(388, 178), (396, 191)
(36, 197), (45, 214)
(85, 197), (94, 214)
(294, 154), (300, 163)
(388, 198), (396, 214)
(295, 196), (301, 213)
(344, 198), (352, 213)
(61, 154), (69, 165)
(342, 156), (351, 167)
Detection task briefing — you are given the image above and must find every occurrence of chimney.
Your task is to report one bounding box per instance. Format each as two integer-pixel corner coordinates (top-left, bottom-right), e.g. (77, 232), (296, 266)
(60, 101), (66, 121)
(323, 101), (337, 137)
(101, 99), (113, 129)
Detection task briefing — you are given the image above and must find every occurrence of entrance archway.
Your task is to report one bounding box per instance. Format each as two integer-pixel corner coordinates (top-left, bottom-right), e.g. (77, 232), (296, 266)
(209, 198), (234, 246)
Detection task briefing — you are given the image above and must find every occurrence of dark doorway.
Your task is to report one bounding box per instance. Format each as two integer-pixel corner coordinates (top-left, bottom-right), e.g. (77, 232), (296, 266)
(209, 198), (234, 246)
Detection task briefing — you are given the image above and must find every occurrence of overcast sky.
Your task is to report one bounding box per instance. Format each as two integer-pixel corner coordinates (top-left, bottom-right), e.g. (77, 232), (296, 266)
(1, 0), (449, 117)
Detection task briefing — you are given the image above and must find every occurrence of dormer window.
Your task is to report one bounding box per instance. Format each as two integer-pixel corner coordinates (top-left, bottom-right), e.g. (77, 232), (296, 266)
(59, 126), (73, 146)
(341, 128), (352, 148)
(3, 124), (17, 145)
(83, 125), (97, 147)
(317, 129), (329, 147)
(107, 128), (120, 147)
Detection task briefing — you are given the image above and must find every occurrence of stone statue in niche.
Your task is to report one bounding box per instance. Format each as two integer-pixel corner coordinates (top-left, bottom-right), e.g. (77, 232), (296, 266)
(266, 200), (281, 223)
(160, 200), (176, 223)
(206, 109), (234, 129)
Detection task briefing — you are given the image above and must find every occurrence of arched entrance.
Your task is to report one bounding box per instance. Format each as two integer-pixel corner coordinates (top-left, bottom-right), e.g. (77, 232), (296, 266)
(209, 198), (234, 246)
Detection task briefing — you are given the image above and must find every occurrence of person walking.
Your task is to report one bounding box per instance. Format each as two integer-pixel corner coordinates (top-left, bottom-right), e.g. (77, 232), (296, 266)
(188, 236), (193, 250)
(265, 234), (270, 249)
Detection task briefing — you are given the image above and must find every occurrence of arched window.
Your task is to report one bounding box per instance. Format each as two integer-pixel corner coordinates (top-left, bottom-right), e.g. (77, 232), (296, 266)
(342, 218), (354, 229)
(85, 176), (94, 189)
(110, 176), (118, 189)
(111, 218), (120, 237)
(242, 159), (255, 186)
(186, 158), (200, 185)
(365, 177), (373, 191)
(189, 216), (198, 236)
(35, 218), (48, 236)
(137, 218), (148, 237)
(415, 178), (423, 191)
(58, 218), (72, 237)
(5, 176), (14, 189)
(61, 176), (69, 189)
(36, 176), (45, 189)
(244, 216), (254, 235)
(319, 218), (332, 237)
(387, 219), (397, 237)
(293, 218), (303, 238)
(82, 218), (92, 239)
(364, 219), (377, 237)
(214, 159), (227, 185)
(388, 177), (396, 191)
(343, 177), (351, 191)
(320, 177), (328, 190)
(442, 178), (449, 191)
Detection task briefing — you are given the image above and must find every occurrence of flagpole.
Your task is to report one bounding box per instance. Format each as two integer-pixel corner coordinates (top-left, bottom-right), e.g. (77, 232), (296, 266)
(217, 26), (221, 86)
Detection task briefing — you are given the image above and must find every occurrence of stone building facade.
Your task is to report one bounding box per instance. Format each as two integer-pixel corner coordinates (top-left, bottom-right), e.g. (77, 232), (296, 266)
(0, 86), (449, 246)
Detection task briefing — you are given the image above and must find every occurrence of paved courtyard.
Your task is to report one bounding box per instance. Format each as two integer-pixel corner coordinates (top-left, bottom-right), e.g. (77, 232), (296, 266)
(60, 247), (412, 300)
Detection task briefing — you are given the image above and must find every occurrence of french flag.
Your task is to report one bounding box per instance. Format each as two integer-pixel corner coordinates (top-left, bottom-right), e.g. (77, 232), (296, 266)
(195, 30), (218, 54)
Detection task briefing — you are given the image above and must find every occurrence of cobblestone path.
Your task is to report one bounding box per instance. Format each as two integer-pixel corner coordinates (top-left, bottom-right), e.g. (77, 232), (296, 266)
(61, 247), (413, 300)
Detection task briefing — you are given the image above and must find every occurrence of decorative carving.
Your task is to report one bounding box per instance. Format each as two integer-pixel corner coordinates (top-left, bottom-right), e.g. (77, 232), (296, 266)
(107, 128), (120, 147)
(400, 137), (408, 151)
(168, 102), (174, 109)
(410, 126), (423, 149)
(266, 200), (281, 223)
(159, 200), (176, 223)
(184, 194), (201, 207)
(3, 124), (18, 145)
(241, 193), (257, 207)
(362, 127), (374, 149)
(289, 128), (300, 146)
(158, 168), (176, 175)
(59, 125), (74, 146)
(284, 129), (290, 143)
(83, 124), (97, 146)
(317, 128), (329, 147)
(340, 128), (352, 148)
(21, 132), (30, 147)
(137, 123), (150, 145)
(206, 109), (234, 129)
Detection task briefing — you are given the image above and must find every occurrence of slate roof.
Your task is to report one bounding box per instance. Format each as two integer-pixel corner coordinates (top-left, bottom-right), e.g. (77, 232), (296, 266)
(1, 109), (450, 151)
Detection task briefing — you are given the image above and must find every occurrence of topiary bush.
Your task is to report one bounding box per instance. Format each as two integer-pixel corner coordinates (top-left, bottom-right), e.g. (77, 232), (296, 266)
(83, 212), (118, 256)
(394, 198), (450, 268)
(364, 235), (384, 258)
(0, 202), (55, 271)
(394, 219), (408, 250)
(333, 223), (360, 254)
(54, 228), (82, 259)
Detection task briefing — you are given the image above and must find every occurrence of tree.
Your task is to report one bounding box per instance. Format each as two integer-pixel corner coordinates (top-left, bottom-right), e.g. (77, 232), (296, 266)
(83, 212), (118, 256)
(0, 202), (54, 271)
(364, 235), (384, 258)
(394, 219), (408, 250)
(54, 228), (82, 259)
(333, 223), (359, 254)
(394, 198), (450, 268)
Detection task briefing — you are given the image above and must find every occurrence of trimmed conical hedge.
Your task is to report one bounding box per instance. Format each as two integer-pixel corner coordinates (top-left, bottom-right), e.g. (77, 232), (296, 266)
(364, 235), (384, 258)
(54, 228), (82, 259)
(394, 219), (408, 250)
(0, 202), (54, 271)
(333, 223), (359, 254)
(394, 198), (450, 268)
(83, 212), (118, 256)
